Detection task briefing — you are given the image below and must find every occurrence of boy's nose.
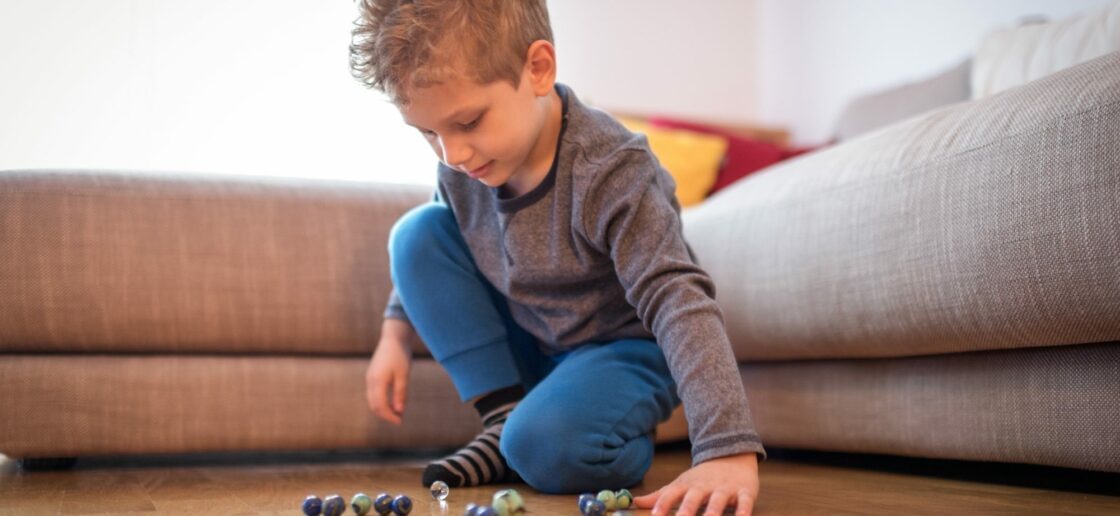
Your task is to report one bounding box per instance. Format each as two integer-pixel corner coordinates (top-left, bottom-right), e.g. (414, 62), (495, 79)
(438, 137), (473, 171)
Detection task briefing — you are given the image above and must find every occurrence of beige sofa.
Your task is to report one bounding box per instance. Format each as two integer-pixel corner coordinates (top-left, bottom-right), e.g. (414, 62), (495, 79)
(3, 42), (1119, 475)
(685, 50), (1120, 474)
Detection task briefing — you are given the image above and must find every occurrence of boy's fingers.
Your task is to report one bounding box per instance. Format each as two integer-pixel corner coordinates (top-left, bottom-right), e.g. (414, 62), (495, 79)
(702, 490), (732, 516)
(392, 371), (408, 414)
(650, 485), (686, 516)
(676, 488), (709, 516)
(633, 487), (664, 508)
(734, 489), (756, 516)
(365, 374), (382, 413)
(370, 376), (399, 424)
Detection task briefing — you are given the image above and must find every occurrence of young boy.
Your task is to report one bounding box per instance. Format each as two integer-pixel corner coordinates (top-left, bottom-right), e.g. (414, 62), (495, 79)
(350, 1), (764, 514)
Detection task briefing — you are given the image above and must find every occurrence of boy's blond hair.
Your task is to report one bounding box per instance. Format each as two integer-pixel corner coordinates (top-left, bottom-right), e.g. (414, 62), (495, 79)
(350, 0), (554, 106)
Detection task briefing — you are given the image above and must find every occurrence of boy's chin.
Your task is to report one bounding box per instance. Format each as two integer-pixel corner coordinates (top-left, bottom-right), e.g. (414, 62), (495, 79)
(474, 176), (502, 187)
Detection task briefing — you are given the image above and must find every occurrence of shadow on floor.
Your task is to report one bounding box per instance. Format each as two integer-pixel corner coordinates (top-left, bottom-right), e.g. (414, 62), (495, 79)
(761, 446), (1120, 497)
(5, 447), (451, 473)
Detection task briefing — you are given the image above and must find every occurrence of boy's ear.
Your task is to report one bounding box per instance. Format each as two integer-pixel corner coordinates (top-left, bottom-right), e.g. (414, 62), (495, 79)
(524, 39), (557, 97)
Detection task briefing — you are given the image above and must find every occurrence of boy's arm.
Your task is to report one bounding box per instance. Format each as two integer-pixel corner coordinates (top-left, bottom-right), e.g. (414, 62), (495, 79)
(580, 148), (765, 466)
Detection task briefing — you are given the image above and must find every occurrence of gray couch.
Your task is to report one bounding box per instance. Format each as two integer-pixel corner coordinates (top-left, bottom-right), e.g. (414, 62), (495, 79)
(2, 51), (1118, 473)
(685, 50), (1120, 473)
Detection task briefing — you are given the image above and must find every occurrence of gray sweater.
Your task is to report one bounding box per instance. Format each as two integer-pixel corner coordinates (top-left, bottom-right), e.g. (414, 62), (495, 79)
(386, 83), (765, 465)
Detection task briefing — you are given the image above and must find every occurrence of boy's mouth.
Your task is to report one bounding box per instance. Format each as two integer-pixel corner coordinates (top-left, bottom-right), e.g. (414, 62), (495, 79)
(468, 161), (493, 179)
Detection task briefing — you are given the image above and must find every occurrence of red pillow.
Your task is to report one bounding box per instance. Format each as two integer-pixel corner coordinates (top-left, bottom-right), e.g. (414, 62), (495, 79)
(648, 117), (811, 196)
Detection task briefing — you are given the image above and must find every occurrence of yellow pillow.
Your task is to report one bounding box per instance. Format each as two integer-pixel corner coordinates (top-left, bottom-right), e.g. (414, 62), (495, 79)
(617, 116), (728, 207)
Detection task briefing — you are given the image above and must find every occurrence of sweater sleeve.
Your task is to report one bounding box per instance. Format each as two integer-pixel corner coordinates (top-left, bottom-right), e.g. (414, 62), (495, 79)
(580, 148), (766, 465)
(383, 290), (409, 322)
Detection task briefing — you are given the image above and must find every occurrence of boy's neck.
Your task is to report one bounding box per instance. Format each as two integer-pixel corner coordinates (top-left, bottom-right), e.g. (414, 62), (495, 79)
(500, 88), (564, 199)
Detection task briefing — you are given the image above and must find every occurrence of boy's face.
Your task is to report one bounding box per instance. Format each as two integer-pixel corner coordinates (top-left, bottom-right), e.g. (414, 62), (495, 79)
(397, 66), (552, 193)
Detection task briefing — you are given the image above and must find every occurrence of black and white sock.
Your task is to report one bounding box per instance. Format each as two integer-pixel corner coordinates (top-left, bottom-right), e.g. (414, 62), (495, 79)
(422, 385), (524, 488)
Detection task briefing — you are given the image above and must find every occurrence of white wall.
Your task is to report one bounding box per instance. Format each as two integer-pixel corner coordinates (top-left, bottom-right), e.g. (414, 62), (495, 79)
(549, 0), (757, 125)
(755, 0), (1116, 145)
(0, 1), (434, 185)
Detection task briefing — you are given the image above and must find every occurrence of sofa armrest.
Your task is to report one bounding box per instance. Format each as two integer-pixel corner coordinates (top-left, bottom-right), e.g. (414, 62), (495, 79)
(686, 51), (1120, 362)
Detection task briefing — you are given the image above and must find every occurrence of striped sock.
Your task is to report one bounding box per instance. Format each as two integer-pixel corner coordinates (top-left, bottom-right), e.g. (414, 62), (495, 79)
(422, 385), (524, 488)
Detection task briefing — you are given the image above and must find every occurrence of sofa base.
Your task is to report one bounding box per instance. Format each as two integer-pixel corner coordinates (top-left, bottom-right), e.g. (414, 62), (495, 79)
(0, 354), (688, 459)
(744, 342), (1119, 473)
(2, 344), (1115, 473)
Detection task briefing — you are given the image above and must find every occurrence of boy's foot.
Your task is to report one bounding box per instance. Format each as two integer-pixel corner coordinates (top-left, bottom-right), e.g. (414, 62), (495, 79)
(422, 385), (524, 487)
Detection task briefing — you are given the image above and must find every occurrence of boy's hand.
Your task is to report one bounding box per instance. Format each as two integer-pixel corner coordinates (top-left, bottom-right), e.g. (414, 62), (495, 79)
(634, 452), (760, 516)
(365, 318), (416, 425)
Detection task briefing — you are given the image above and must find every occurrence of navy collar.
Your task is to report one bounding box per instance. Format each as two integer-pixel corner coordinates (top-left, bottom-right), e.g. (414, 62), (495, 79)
(494, 83), (570, 213)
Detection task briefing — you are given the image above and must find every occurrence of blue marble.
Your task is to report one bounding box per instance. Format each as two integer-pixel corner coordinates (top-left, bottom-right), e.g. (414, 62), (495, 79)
(391, 494), (413, 515)
(322, 494), (345, 516)
(374, 493), (394, 515)
(301, 495), (322, 516)
(578, 493), (596, 512)
(584, 499), (606, 516)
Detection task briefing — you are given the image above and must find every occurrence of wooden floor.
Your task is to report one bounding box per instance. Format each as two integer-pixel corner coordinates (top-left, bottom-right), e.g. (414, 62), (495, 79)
(2, 446), (1118, 515)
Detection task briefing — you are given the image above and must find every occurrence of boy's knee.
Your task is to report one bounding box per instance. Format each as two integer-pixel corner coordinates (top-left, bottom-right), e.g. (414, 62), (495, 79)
(501, 407), (647, 494)
(388, 202), (454, 264)
(501, 410), (580, 493)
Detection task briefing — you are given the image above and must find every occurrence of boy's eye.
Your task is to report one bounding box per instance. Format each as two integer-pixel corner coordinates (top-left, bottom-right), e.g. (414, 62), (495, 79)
(460, 115), (482, 131)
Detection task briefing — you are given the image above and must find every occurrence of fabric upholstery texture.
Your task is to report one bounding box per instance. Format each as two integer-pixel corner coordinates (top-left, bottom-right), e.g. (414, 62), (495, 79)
(743, 342), (1120, 473)
(0, 354), (688, 458)
(685, 52), (1120, 362)
(833, 58), (971, 141)
(0, 170), (429, 356)
(3, 344), (1112, 473)
(0, 355), (474, 457)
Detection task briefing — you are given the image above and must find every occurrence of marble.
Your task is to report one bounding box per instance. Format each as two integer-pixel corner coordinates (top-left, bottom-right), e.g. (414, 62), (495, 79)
(615, 489), (633, 509)
(373, 493), (394, 515)
(390, 494), (412, 515)
(350, 493), (372, 516)
(322, 494), (344, 516)
(429, 480), (450, 501)
(301, 495), (322, 516)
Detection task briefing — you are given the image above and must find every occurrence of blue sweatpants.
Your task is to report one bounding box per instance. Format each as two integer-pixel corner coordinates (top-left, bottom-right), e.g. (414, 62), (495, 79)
(387, 202), (680, 493)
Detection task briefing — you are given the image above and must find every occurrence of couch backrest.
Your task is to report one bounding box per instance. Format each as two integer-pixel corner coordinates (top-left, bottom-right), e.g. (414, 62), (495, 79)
(972, 1), (1120, 99)
(0, 170), (429, 355)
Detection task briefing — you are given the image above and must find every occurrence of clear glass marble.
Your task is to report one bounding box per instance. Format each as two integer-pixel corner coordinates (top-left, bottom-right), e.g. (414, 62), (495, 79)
(429, 480), (450, 501)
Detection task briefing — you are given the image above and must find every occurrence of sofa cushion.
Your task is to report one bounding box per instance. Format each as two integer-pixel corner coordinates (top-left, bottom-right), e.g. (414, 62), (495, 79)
(0, 171), (430, 355)
(684, 51), (1120, 362)
(616, 117), (728, 207)
(647, 116), (815, 196)
(971, 2), (1120, 99)
(833, 58), (971, 142)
